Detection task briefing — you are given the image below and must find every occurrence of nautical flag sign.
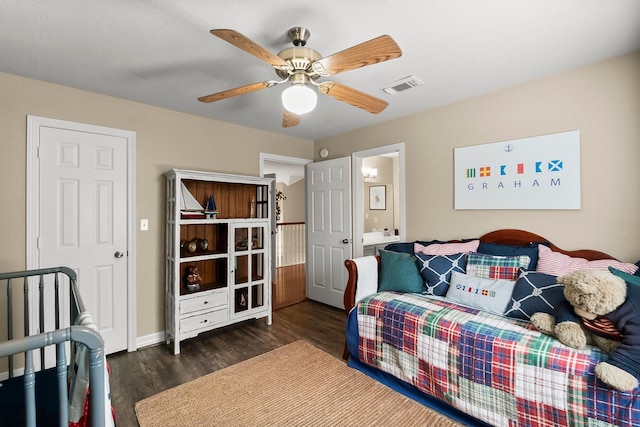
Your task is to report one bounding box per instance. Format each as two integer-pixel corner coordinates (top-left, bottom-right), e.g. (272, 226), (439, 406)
(454, 130), (581, 209)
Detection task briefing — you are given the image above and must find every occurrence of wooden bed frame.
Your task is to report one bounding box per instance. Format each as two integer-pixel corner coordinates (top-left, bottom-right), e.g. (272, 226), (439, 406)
(342, 228), (617, 359)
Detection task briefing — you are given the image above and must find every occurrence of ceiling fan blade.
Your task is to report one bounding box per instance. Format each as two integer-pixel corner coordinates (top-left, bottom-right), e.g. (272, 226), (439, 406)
(198, 81), (271, 103)
(311, 35), (402, 76)
(211, 29), (290, 69)
(318, 82), (388, 114)
(282, 109), (300, 128)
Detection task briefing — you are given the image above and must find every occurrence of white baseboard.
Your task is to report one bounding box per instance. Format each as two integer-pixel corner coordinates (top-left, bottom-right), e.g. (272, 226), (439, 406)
(135, 331), (166, 350)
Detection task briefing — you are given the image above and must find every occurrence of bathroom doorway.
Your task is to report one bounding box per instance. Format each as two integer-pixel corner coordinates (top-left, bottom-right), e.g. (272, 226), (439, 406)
(352, 143), (406, 258)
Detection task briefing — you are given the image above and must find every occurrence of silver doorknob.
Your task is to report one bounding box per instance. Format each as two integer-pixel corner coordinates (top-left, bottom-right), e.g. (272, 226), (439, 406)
(114, 251), (124, 258)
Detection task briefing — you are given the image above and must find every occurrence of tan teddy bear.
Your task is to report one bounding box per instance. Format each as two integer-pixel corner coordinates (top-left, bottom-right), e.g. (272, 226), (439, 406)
(531, 269), (640, 391)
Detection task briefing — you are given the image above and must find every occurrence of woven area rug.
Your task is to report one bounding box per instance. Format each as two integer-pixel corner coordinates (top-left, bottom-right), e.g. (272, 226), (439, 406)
(135, 340), (462, 426)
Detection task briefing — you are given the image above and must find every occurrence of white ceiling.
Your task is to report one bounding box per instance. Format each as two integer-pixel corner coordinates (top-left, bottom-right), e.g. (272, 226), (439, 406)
(263, 160), (305, 186)
(2, 1), (639, 141)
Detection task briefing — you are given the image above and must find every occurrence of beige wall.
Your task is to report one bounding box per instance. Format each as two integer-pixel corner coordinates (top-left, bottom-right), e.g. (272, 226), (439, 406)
(2, 50), (638, 345)
(317, 52), (640, 262)
(0, 72), (314, 339)
(277, 180), (305, 223)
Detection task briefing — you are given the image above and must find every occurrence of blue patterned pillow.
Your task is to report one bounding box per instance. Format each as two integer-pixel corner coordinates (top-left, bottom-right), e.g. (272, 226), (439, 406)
(504, 269), (563, 320)
(414, 252), (467, 296)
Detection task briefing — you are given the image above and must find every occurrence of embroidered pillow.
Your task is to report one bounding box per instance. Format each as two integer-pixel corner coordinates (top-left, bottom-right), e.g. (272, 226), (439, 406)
(536, 244), (639, 276)
(466, 252), (531, 281)
(477, 241), (540, 270)
(378, 249), (424, 293)
(414, 239), (480, 256)
(446, 271), (517, 315)
(414, 252), (467, 296)
(504, 269), (563, 320)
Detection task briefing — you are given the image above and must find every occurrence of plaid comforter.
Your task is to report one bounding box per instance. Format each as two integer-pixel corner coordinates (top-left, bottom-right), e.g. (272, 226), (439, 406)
(354, 291), (640, 427)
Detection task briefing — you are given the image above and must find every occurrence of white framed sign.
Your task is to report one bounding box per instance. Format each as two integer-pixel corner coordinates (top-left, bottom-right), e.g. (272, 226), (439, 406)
(454, 130), (581, 210)
(369, 185), (386, 210)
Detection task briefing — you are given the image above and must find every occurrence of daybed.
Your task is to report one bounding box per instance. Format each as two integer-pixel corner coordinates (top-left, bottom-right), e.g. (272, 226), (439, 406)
(344, 229), (640, 427)
(0, 266), (113, 427)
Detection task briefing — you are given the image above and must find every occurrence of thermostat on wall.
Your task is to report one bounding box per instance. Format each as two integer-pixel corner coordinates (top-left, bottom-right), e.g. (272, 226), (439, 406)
(319, 148), (329, 159)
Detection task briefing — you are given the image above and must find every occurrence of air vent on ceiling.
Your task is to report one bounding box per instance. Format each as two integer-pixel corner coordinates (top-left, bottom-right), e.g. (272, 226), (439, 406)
(380, 75), (425, 94)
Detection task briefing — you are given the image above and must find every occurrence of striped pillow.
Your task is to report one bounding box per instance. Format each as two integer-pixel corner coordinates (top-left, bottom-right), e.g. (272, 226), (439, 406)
(466, 252), (531, 281)
(536, 244), (639, 276)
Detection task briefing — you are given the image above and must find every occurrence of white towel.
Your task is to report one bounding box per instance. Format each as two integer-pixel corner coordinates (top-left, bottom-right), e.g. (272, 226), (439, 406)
(353, 256), (379, 305)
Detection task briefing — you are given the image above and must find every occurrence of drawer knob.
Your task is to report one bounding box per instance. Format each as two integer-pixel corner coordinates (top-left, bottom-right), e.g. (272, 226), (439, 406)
(204, 301), (209, 304)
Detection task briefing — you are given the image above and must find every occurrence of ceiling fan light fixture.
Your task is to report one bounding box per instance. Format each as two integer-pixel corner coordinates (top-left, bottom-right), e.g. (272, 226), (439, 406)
(282, 85), (317, 115)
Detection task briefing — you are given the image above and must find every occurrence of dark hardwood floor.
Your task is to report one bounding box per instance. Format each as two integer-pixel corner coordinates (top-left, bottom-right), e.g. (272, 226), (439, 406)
(108, 300), (346, 427)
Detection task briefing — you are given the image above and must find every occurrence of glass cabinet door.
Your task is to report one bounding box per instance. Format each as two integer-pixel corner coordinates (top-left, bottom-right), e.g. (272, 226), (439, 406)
(232, 223), (267, 316)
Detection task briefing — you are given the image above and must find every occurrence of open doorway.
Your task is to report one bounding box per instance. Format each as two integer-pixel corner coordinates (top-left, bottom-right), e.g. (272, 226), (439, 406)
(260, 153), (312, 310)
(352, 143), (406, 258)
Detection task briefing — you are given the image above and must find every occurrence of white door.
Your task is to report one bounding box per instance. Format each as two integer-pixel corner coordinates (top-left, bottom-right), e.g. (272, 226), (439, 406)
(306, 157), (352, 308)
(36, 125), (129, 355)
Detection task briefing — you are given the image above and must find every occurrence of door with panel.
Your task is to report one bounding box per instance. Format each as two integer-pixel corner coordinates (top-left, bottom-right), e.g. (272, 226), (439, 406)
(38, 125), (129, 355)
(305, 157), (352, 309)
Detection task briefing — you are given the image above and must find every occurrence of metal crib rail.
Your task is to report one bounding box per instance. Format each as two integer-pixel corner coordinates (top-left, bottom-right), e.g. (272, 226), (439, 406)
(0, 266), (106, 427)
(0, 266), (81, 375)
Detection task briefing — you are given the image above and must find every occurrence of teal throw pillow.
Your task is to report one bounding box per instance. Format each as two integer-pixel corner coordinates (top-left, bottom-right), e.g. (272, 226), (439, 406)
(378, 249), (424, 293)
(609, 267), (640, 287)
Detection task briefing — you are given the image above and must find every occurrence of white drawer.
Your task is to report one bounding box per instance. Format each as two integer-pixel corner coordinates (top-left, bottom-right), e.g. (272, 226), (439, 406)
(180, 308), (227, 334)
(180, 289), (227, 315)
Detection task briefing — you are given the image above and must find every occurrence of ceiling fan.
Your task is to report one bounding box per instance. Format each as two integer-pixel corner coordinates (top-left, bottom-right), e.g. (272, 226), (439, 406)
(198, 27), (402, 128)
